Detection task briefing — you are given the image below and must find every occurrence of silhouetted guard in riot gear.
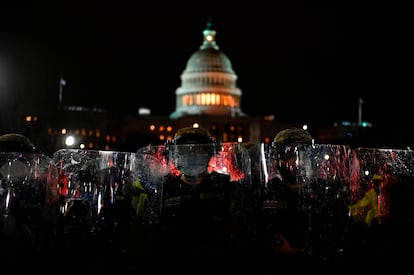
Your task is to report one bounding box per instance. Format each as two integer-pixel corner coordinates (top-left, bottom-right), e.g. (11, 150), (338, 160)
(250, 128), (352, 265)
(0, 133), (58, 272)
(251, 128), (314, 259)
(135, 127), (252, 268)
(52, 149), (142, 272)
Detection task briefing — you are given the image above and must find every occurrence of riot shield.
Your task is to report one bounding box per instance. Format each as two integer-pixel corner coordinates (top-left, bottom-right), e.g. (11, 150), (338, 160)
(348, 147), (414, 264)
(135, 141), (252, 264)
(52, 149), (143, 272)
(251, 143), (352, 263)
(0, 151), (58, 269)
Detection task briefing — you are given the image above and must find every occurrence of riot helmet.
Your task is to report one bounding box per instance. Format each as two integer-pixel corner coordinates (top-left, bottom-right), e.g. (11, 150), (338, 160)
(273, 127), (313, 145)
(172, 127), (216, 145)
(169, 127), (218, 182)
(0, 133), (38, 153)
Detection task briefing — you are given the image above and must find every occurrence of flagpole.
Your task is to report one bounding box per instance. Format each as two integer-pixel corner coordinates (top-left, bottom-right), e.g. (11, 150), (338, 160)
(58, 77), (65, 109)
(358, 97), (363, 126)
(58, 81), (63, 107)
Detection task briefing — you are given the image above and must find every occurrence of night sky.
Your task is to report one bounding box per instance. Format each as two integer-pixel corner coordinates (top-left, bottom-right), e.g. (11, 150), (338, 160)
(0, 3), (409, 128)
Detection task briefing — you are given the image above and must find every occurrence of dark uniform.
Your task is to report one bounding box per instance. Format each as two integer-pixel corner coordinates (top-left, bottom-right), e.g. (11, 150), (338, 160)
(161, 170), (239, 253)
(0, 133), (57, 271)
(254, 128), (314, 266)
(148, 127), (249, 269)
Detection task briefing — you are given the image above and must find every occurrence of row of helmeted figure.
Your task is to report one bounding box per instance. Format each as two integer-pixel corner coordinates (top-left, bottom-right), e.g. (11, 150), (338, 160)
(1, 134), (414, 270)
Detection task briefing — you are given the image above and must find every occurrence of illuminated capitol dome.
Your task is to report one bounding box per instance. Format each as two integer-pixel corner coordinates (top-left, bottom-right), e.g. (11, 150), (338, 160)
(169, 22), (246, 119)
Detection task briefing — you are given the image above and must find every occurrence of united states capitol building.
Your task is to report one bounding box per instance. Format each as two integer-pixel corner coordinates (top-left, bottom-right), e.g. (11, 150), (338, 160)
(12, 23), (407, 155)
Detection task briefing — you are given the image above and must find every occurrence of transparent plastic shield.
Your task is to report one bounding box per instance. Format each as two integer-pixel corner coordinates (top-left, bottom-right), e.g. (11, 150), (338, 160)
(349, 147), (414, 226)
(135, 142), (251, 224)
(0, 152), (58, 264)
(257, 143), (352, 206)
(134, 144), (168, 224)
(253, 143), (352, 262)
(296, 144), (352, 200)
(52, 149), (139, 245)
(250, 143), (302, 190)
(347, 147), (414, 264)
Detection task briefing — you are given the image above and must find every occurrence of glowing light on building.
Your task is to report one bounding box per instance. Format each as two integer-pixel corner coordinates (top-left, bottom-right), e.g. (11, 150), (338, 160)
(65, 135), (75, 147)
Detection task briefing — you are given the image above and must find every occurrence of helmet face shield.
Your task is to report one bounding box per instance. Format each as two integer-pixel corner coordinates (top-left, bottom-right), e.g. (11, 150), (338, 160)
(169, 144), (217, 178)
(168, 127), (219, 180)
